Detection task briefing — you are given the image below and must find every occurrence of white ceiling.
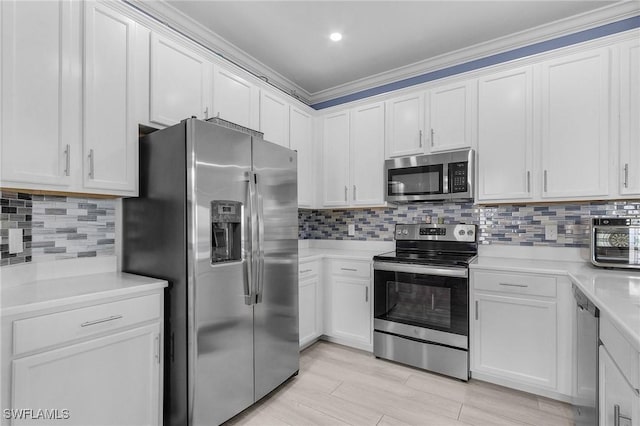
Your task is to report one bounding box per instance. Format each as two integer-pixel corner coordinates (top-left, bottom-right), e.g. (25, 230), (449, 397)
(151, 1), (629, 103)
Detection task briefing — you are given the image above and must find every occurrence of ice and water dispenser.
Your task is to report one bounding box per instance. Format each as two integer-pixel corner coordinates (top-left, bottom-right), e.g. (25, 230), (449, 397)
(210, 200), (242, 264)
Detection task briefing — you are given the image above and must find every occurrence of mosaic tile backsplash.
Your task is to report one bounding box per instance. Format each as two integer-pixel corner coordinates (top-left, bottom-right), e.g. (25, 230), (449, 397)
(298, 200), (640, 247)
(1, 190), (115, 267)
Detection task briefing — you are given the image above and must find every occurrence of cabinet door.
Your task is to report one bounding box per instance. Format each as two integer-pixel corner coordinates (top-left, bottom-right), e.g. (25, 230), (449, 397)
(350, 102), (385, 206)
(1, 0), (80, 189)
(473, 293), (557, 389)
(620, 39), (640, 197)
(212, 65), (259, 129)
(299, 276), (320, 347)
(330, 276), (371, 346)
(83, 2), (137, 195)
(290, 107), (313, 207)
(149, 34), (211, 127)
(12, 324), (161, 426)
(540, 48), (610, 199)
(428, 80), (475, 153)
(260, 91), (289, 147)
(599, 346), (637, 426)
(478, 67), (534, 201)
(385, 92), (425, 158)
(322, 111), (350, 207)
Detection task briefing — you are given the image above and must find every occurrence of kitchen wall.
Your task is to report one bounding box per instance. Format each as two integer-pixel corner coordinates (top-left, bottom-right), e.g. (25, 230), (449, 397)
(298, 200), (640, 247)
(0, 190), (115, 267)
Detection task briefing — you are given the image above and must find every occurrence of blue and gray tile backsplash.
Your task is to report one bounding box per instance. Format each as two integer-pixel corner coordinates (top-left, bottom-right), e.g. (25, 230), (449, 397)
(1, 190), (115, 267)
(298, 200), (640, 247)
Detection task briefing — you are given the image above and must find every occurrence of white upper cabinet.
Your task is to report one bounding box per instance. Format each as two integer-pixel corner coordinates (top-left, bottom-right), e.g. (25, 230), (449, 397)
(619, 39), (640, 197)
(1, 0), (81, 190)
(289, 107), (313, 208)
(540, 47), (610, 199)
(149, 33), (212, 127)
(427, 80), (475, 153)
(322, 111), (350, 207)
(350, 102), (385, 206)
(478, 67), (534, 201)
(260, 91), (290, 147)
(212, 65), (259, 129)
(83, 1), (137, 195)
(385, 92), (425, 158)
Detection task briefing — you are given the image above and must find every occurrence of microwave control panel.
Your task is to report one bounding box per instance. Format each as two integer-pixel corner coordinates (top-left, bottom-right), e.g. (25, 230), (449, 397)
(449, 162), (468, 193)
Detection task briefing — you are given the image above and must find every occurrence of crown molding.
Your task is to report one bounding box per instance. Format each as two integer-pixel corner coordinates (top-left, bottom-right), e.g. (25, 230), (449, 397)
(309, 2), (640, 104)
(125, 0), (313, 104)
(125, 1), (638, 107)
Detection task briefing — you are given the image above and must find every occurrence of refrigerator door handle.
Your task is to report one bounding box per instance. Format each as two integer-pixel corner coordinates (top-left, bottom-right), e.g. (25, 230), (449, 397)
(245, 171), (258, 305)
(255, 172), (265, 304)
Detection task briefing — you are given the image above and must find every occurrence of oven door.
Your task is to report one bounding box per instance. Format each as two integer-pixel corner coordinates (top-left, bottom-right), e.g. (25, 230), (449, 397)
(591, 225), (640, 268)
(373, 262), (468, 349)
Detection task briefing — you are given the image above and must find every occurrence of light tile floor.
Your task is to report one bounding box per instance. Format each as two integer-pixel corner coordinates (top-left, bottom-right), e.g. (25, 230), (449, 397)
(225, 341), (575, 426)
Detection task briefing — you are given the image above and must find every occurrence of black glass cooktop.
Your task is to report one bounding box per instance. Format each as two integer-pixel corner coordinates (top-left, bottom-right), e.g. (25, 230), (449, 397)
(373, 250), (477, 268)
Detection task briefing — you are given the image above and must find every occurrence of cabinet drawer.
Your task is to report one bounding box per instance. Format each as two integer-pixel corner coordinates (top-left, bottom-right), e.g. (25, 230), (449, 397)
(299, 260), (320, 278)
(13, 294), (161, 355)
(331, 260), (370, 278)
(473, 271), (556, 297)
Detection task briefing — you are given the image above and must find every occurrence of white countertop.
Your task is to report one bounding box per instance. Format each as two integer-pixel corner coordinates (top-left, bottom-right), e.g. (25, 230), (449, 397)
(1, 272), (168, 317)
(300, 247), (385, 262)
(472, 256), (640, 353)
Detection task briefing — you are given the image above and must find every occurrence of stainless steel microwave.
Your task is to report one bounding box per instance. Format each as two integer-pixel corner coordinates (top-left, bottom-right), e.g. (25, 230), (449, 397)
(384, 149), (475, 203)
(591, 217), (640, 269)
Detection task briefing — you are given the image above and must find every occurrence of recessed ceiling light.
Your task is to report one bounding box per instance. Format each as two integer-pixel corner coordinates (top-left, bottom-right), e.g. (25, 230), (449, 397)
(330, 32), (342, 42)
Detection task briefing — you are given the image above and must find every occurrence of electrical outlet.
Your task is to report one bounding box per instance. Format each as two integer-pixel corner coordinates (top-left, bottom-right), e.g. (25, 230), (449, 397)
(545, 224), (557, 241)
(9, 228), (23, 254)
(348, 224), (355, 237)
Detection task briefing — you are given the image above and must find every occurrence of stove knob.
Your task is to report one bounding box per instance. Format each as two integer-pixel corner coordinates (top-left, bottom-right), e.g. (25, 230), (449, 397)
(402, 229), (409, 235)
(467, 229), (474, 236)
(458, 229), (466, 236)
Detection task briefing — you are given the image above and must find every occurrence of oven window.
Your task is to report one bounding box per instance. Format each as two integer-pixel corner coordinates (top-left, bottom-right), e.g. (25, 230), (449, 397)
(374, 270), (468, 336)
(594, 227), (640, 265)
(388, 164), (443, 196)
(385, 281), (451, 328)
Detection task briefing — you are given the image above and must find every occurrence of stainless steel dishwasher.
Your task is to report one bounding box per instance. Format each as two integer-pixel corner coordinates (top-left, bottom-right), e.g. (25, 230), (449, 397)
(573, 283), (600, 426)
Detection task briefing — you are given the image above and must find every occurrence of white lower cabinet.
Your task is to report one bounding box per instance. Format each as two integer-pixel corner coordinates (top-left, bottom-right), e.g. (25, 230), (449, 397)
(3, 293), (163, 426)
(325, 259), (372, 351)
(599, 345), (639, 426)
(13, 324), (161, 426)
(470, 269), (573, 399)
(298, 260), (322, 348)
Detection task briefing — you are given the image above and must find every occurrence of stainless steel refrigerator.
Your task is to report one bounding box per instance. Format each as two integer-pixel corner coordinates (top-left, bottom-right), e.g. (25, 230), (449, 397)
(123, 118), (299, 426)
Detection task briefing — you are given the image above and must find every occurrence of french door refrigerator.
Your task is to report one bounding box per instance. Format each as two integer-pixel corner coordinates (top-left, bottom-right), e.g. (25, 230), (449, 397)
(123, 118), (299, 426)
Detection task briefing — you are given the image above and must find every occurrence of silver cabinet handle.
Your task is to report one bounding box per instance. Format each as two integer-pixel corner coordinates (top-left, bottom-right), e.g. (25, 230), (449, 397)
(614, 404), (631, 426)
(624, 163), (629, 188)
(431, 293), (435, 310)
(81, 314), (123, 327)
(543, 170), (548, 192)
(430, 128), (435, 147)
(365, 287), (369, 303)
(527, 171), (531, 193)
(340, 267), (357, 272)
(299, 269), (312, 274)
(204, 107), (209, 119)
(344, 185), (348, 202)
(88, 149), (95, 179)
(64, 144), (70, 176)
(499, 282), (528, 288)
(419, 130), (423, 147)
(475, 301), (478, 320)
(154, 334), (161, 364)
(353, 185), (356, 201)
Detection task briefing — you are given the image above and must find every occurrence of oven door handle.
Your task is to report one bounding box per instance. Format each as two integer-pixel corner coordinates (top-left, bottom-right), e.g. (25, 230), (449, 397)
(373, 261), (468, 278)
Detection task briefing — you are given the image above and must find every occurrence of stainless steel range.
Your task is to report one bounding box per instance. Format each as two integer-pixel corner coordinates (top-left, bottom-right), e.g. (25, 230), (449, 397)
(373, 223), (477, 381)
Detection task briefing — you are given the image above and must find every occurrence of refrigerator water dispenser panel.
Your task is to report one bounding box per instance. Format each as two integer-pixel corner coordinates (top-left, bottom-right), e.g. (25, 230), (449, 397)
(210, 200), (242, 263)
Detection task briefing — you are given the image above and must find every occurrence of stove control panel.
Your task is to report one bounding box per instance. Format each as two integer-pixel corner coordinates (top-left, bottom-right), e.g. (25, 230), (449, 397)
(395, 224), (476, 242)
